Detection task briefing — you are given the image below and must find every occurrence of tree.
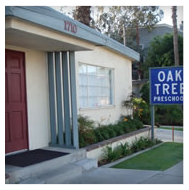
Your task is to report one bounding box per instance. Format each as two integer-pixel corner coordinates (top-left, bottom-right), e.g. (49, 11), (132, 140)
(142, 33), (183, 78)
(172, 6), (180, 66)
(95, 6), (163, 51)
(73, 6), (91, 27)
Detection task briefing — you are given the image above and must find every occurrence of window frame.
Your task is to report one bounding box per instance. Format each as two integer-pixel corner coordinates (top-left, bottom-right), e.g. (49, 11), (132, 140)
(78, 62), (115, 109)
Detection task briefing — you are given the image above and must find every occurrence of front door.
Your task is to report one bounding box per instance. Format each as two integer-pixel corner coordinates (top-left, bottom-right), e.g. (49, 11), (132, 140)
(5, 49), (28, 154)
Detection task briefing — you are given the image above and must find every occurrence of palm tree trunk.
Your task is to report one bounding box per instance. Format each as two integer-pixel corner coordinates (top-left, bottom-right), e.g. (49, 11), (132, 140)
(136, 22), (140, 46)
(73, 6), (91, 27)
(123, 25), (126, 46)
(172, 6), (180, 66)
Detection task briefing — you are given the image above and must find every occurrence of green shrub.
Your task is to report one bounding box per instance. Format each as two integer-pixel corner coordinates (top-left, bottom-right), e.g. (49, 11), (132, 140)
(80, 130), (97, 147)
(102, 137), (161, 164)
(140, 82), (150, 104)
(118, 117), (144, 132)
(78, 115), (145, 148)
(79, 133), (87, 148)
(132, 119), (144, 129)
(130, 137), (155, 153)
(113, 124), (125, 136)
(105, 125), (117, 138)
(103, 146), (123, 162)
(156, 105), (183, 126)
(140, 83), (183, 126)
(78, 115), (97, 147)
(78, 115), (94, 130)
(120, 142), (131, 156)
(132, 98), (150, 125)
(94, 128), (105, 142)
(103, 147), (118, 162)
(99, 127), (111, 140)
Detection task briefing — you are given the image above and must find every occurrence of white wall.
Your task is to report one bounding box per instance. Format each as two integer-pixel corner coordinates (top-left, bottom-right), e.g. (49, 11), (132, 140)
(5, 45), (51, 150)
(75, 46), (132, 126)
(87, 129), (151, 161)
(5, 44), (132, 150)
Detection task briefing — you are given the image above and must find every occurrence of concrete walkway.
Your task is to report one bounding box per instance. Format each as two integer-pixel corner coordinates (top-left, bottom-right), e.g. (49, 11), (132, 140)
(65, 161), (183, 184)
(139, 161), (183, 184)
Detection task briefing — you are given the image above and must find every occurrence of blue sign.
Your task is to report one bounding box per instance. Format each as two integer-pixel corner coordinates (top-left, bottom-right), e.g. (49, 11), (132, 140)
(149, 67), (183, 105)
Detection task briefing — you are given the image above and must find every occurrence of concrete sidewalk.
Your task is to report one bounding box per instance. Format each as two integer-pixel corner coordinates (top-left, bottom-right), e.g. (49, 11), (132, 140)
(139, 161), (183, 184)
(66, 161), (183, 184)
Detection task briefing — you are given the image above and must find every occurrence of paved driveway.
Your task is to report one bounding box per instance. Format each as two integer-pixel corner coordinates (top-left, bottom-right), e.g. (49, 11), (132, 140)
(156, 128), (183, 143)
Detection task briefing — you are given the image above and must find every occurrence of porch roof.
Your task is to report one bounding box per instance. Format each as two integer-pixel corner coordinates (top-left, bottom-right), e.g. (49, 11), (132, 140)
(5, 6), (140, 61)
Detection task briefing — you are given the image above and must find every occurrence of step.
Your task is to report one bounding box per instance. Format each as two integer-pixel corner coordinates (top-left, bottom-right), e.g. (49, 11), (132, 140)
(75, 158), (98, 171)
(20, 164), (83, 184)
(19, 158), (98, 184)
(6, 148), (86, 184)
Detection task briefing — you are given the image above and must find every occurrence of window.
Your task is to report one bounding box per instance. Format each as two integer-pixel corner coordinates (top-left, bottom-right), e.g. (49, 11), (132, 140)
(139, 44), (144, 50)
(79, 63), (114, 108)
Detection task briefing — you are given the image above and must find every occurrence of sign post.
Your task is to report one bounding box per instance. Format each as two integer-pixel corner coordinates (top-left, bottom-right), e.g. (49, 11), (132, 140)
(149, 66), (183, 142)
(151, 105), (155, 142)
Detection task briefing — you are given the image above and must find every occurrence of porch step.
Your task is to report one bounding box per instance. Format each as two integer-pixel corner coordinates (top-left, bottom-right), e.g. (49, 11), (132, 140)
(75, 158), (98, 171)
(6, 148), (86, 184)
(19, 158), (98, 184)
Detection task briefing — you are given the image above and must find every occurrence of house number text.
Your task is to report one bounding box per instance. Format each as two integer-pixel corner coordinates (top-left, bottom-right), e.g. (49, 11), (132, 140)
(64, 21), (77, 34)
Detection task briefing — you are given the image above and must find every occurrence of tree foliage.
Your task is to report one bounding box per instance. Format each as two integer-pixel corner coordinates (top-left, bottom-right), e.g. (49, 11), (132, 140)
(142, 33), (183, 78)
(59, 6), (163, 51)
(95, 6), (163, 50)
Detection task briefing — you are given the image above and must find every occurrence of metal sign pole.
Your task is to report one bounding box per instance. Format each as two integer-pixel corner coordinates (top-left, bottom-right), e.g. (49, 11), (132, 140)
(151, 105), (155, 142)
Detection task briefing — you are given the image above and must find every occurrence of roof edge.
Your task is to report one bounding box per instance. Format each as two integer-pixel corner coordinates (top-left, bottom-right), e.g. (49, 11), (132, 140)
(5, 6), (140, 61)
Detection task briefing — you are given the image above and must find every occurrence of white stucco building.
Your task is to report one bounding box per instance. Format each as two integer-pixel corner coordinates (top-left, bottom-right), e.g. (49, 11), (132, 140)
(5, 6), (139, 154)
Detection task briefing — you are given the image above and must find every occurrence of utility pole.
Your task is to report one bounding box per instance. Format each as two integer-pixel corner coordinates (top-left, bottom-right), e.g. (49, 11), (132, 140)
(172, 6), (180, 66)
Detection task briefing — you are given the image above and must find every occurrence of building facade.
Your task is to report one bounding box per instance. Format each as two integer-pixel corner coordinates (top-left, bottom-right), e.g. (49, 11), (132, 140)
(5, 6), (139, 154)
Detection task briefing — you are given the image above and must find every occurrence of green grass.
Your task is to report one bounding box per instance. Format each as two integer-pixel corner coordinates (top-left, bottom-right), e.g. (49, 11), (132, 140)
(160, 127), (183, 131)
(111, 142), (183, 171)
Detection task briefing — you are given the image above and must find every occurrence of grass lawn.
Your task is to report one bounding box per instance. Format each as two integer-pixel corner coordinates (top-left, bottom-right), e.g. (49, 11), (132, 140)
(160, 127), (183, 131)
(111, 142), (183, 171)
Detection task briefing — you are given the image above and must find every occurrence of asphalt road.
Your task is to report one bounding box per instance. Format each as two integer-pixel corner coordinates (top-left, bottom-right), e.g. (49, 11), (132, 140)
(155, 128), (183, 143)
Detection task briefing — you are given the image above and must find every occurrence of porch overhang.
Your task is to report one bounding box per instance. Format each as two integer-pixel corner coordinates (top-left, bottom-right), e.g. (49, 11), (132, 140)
(5, 6), (140, 61)
(5, 17), (95, 52)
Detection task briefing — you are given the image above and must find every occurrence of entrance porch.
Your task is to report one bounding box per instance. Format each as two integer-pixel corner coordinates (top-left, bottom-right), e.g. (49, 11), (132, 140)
(5, 147), (97, 184)
(5, 15), (94, 152)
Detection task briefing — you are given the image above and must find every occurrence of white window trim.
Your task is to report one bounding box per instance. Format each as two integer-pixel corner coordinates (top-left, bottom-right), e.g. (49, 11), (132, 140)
(79, 104), (116, 111)
(78, 62), (115, 109)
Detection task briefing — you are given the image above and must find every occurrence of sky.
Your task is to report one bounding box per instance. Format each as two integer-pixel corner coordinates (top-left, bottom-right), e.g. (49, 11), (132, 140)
(51, 6), (183, 28)
(159, 6), (183, 27)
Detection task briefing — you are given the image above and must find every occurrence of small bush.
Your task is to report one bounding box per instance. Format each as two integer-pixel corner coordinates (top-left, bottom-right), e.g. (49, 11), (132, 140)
(132, 119), (144, 129)
(113, 125), (125, 136)
(94, 128), (104, 142)
(103, 146), (119, 162)
(78, 115), (97, 147)
(79, 133), (87, 148)
(140, 84), (183, 126)
(130, 137), (155, 153)
(98, 127), (110, 140)
(78, 115), (145, 148)
(120, 142), (131, 156)
(156, 105), (183, 126)
(102, 137), (161, 164)
(106, 125), (117, 138)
